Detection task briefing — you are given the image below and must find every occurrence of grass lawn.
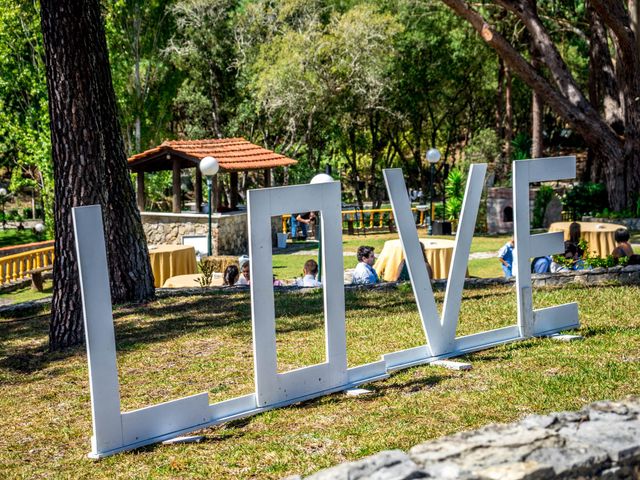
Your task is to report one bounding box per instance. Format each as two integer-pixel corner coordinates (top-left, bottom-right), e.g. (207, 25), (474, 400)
(0, 228), (47, 248)
(1, 283), (638, 478)
(0, 280), (52, 304)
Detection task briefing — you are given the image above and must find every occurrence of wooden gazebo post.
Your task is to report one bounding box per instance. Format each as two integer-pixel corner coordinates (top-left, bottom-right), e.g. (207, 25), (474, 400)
(136, 172), (145, 211)
(172, 157), (181, 213)
(230, 171), (238, 210)
(195, 167), (203, 213)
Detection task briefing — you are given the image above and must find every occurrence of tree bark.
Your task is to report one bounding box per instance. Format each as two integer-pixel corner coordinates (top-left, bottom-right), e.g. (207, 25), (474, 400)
(41, 0), (155, 351)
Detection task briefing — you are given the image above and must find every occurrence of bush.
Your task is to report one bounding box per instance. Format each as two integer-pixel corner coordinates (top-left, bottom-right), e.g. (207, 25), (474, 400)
(562, 182), (608, 220)
(7, 209), (20, 221)
(34, 207), (44, 219)
(23, 207), (32, 219)
(444, 168), (465, 221)
(532, 186), (554, 228)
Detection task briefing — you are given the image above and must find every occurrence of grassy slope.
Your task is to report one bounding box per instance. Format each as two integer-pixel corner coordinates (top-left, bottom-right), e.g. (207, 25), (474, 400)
(0, 228), (44, 248)
(1, 284), (638, 478)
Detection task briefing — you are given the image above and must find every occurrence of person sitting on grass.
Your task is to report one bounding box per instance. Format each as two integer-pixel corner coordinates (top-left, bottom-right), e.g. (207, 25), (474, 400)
(352, 246), (379, 285)
(298, 259), (322, 287)
(237, 256), (250, 286)
(612, 228), (634, 259)
(223, 264), (239, 286)
(498, 238), (515, 278)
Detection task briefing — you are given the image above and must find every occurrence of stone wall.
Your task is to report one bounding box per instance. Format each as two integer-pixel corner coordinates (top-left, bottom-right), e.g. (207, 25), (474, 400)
(141, 211), (281, 256)
(486, 187), (537, 234)
(582, 216), (640, 231)
(293, 397), (640, 480)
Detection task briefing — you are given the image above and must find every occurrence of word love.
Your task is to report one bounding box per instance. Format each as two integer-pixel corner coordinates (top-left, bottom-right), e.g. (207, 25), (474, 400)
(73, 156), (578, 458)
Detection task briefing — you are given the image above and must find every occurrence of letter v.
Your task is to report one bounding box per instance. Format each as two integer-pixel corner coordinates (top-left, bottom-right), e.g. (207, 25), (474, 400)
(383, 164), (487, 358)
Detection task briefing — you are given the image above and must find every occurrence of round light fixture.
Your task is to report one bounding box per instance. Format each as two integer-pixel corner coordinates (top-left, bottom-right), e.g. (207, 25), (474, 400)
(0, 188), (7, 196)
(310, 173), (334, 184)
(199, 156), (220, 176)
(35, 223), (45, 233)
(426, 148), (441, 164)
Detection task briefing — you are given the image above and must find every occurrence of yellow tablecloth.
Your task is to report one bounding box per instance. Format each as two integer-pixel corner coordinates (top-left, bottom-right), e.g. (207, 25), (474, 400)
(373, 238), (455, 281)
(148, 245), (197, 288)
(548, 222), (625, 258)
(162, 273), (223, 288)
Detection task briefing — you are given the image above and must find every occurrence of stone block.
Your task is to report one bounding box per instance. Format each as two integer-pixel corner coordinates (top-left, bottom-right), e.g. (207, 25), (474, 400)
(305, 450), (426, 480)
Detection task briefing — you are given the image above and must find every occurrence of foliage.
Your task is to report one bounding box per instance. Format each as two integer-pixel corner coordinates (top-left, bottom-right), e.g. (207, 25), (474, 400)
(532, 186), (555, 228)
(464, 128), (501, 166)
(196, 259), (215, 287)
(562, 183), (608, 220)
(105, 0), (181, 154)
(0, 0), (53, 233)
(511, 132), (532, 160)
(444, 168), (465, 221)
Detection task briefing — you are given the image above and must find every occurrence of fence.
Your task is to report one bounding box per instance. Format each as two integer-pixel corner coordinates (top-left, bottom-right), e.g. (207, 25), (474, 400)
(281, 208), (425, 235)
(0, 246), (54, 286)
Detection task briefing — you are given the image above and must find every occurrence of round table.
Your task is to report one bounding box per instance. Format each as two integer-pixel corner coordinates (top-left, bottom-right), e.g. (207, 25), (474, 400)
(548, 222), (625, 258)
(148, 245), (198, 288)
(162, 273), (223, 288)
(373, 238), (455, 281)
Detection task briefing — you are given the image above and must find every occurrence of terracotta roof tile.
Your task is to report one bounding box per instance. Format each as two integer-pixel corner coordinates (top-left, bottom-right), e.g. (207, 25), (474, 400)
(128, 138), (297, 172)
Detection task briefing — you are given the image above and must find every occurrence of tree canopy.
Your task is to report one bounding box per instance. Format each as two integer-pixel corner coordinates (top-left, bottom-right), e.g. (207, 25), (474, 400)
(1, 0), (639, 222)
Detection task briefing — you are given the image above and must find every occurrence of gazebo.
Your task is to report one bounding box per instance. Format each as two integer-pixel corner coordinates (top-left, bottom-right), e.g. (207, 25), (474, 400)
(127, 138), (297, 255)
(128, 138), (297, 213)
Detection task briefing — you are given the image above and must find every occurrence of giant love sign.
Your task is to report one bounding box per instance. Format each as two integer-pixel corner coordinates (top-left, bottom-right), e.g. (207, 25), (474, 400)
(73, 157), (579, 458)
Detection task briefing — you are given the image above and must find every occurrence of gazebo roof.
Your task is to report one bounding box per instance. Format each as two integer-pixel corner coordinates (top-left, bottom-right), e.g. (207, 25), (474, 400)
(128, 138), (297, 173)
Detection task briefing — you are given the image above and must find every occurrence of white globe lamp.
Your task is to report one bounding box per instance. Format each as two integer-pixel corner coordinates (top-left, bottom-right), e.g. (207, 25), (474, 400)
(310, 173), (333, 184)
(199, 156), (219, 176)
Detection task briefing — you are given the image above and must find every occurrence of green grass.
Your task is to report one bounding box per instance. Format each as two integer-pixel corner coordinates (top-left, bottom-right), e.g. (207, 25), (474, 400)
(0, 281), (52, 304)
(1, 283), (638, 478)
(0, 228), (47, 248)
(468, 258), (504, 278)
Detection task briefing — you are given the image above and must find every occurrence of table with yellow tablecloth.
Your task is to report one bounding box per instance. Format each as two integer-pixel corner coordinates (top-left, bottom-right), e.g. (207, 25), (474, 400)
(148, 244), (198, 288)
(162, 273), (224, 288)
(373, 238), (455, 281)
(548, 221), (626, 258)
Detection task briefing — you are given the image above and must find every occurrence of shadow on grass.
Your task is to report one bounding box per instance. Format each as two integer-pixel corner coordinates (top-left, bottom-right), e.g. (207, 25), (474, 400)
(0, 288), (399, 376)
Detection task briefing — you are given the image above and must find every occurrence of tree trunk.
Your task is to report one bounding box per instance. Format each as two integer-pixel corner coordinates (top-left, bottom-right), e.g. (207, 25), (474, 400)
(41, 0), (155, 351)
(530, 42), (543, 158)
(504, 66), (513, 163)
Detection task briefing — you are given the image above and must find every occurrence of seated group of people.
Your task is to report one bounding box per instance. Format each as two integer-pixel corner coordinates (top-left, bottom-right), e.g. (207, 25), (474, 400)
(498, 223), (637, 278)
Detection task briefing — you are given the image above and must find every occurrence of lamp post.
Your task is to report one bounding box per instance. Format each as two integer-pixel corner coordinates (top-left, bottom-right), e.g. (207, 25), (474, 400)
(425, 148), (441, 235)
(0, 188), (7, 230)
(199, 156), (219, 256)
(310, 173), (333, 281)
(35, 222), (44, 240)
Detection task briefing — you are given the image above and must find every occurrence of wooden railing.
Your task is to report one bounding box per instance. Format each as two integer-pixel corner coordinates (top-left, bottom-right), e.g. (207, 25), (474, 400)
(0, 246), (54, 286)
(282, 208), (424, 235)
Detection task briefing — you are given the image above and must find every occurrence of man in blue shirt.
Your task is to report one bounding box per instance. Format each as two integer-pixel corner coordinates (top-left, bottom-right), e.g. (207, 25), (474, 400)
(352, 245), (379, 284)
(498, 238), (515, 278)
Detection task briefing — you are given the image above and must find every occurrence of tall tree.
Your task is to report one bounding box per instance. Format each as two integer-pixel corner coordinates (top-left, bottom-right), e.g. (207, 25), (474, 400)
(40, 0), (155, 350)
(441, 0), (640, 210)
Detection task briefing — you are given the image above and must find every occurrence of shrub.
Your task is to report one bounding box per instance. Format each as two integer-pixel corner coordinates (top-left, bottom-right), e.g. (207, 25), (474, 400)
(532, 186), (554, 228)
(7, 209), (20, 221)
(444, 168), (465, 221)
(562, 182), (608, 220)
(23, 207), (33, 219)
